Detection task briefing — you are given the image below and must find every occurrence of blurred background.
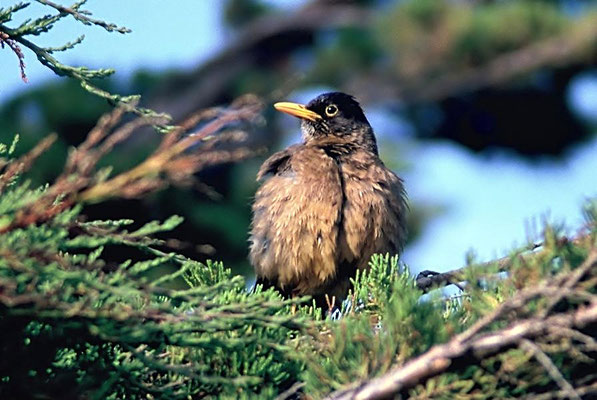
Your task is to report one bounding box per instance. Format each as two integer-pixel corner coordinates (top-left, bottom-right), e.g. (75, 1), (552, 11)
(1, 0), (596, 279)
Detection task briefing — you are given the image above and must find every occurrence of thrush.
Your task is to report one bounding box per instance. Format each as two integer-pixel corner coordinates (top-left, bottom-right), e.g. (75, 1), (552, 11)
(249, 92), (407, 307)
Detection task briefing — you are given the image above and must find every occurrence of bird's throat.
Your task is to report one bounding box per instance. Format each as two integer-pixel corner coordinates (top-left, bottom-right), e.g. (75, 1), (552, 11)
(307, 129), (379, 158)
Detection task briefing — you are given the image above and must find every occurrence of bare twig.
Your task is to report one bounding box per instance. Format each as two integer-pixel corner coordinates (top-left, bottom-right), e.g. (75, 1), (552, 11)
(275, 382), (306, 400)
(326, 301), (597, 400)
(415, 242), (542, 292)
(521, 382), (597, 400)
(415, 236), (595, 293)
(547, 326), (597, 352)
(520, 339), (581, 400)
(327, 250), (597, 400)
(539, 248), (597, 319)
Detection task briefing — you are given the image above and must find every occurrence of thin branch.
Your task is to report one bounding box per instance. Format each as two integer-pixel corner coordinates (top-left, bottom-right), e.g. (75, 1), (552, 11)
(521, 382), (597, 400)
(415, 242), (542, 292)
(0, 30), (27, 82)
(275, 382), (306, 400)
(0, 2), (161, 122)
(326, 301), (597, 400)
(448, 250), (597, 344)
(35, 0), (131, 33)
(78, 96), (263, 202)
(520, 339), (581, 400)
(415, 235), (593, 293)
(547, 326), (597, 352)
(326, 251), (597, 400)
(44, 34), (84, 53)
(539, 247), (597, 319)
(0, 133), (57, 193)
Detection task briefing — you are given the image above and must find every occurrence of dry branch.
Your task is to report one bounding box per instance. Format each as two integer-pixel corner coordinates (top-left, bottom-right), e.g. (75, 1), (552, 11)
(148, 2), (372, 119)
(415, 247), (534, 292)
(521, 382), (597, 400)
(0, 133), (57, 193)
(0, 96), (263, 234)
(78, 95), (263, 202)
(329, 305), (597, 400)
(328, 250), (597, 400)
(520, 339), (581, 400)
(414, 235), (592, 292)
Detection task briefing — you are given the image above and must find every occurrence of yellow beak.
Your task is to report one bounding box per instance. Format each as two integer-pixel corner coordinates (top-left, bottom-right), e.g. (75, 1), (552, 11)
(274, 102), (321, 122)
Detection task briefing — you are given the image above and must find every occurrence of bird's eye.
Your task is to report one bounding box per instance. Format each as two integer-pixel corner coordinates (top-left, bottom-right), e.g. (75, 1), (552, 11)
(325, 104), (338, 117)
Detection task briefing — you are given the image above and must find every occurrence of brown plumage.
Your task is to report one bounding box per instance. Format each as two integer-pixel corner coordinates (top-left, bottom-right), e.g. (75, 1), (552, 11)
(249, 92), (407, 306)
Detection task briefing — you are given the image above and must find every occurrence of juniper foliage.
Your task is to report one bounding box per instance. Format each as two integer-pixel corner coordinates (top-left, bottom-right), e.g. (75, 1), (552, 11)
(0, 1), (168, 123)
(1, 131), (596, 398)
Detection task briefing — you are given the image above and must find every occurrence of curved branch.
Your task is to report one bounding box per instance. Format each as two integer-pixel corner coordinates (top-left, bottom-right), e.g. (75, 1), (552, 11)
(148, 2), (372, 119)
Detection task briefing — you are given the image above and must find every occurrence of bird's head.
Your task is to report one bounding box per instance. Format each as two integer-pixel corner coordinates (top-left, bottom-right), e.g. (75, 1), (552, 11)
(274, 92), (378, 154)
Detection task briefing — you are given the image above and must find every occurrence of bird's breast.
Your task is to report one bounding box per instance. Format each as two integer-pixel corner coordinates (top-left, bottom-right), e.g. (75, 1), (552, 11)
(250, 147), (344, 295)
(250, 146), (407, 296)
(335, 154), (407, 270)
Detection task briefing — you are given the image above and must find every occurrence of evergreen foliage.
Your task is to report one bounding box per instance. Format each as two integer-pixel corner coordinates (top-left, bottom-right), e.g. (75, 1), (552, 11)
(0, 135), (308, 399)
(0, 0), (168, 122)
(1, 131), (596, 398)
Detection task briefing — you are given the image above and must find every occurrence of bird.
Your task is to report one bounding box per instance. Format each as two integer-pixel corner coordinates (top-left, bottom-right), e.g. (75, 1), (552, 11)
(249, 92), (407, 308)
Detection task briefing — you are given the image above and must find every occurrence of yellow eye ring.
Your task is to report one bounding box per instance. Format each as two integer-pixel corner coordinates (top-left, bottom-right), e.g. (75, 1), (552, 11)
(325, 104), (338, 117)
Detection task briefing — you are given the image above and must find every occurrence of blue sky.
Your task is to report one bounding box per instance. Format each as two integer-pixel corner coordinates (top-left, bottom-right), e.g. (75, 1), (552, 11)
(403, 137), (597, 270)
(2, 1), (597, 273)
(1, 1), (225, 100)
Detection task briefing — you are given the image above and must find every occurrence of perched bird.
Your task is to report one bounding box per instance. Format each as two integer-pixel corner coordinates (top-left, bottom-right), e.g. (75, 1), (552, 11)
(249, 92), (407, 307)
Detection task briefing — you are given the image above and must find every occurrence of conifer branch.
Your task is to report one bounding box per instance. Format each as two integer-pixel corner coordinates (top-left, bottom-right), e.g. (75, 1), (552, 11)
(0, 133), (57, 193)
(0, 1), (162, 120)
(0, 96), (263, 234)
(415, 235), (592, 292)
(0, 30), (27, 82)
(34, 0), (131, 34)
(327, 250), (597, 400)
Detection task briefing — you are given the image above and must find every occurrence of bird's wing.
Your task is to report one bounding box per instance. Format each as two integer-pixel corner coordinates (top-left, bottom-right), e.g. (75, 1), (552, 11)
(337, 154), (408, 270)
(250, 146), (344, 295)
(256, 145), (300, 181)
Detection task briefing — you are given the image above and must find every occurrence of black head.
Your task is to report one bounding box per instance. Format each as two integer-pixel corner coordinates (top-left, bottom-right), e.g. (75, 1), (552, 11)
(305, 92), (369, 127)
(274, 92), (377, 153)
